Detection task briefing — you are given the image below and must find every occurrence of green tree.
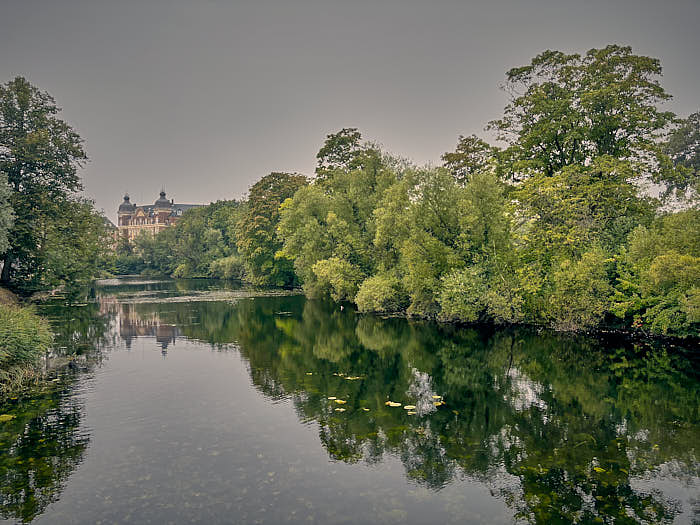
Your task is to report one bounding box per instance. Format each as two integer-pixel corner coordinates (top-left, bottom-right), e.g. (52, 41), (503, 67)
(0, 76), (88, 288)
(612, 209), (700, 336)
(489, 45), (674, 180)
(515, 156), (655, 264)
(236, 172), (307, 286)
(441, 134), (496, 185)
(40, 199), (111, 300)
(397, 168), (463, 316)
(278, 140), (396, 298)
(315, 128), (382, 181)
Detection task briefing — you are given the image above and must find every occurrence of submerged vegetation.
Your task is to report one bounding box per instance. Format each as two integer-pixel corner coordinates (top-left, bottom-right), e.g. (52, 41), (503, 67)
(120, 45), (698, 337)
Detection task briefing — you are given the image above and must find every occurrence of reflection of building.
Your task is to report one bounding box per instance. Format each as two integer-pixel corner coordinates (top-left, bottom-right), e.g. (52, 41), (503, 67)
(119, 305), (180, 350)
(99, 297), (180, 350)
(118, 190), (202, 242)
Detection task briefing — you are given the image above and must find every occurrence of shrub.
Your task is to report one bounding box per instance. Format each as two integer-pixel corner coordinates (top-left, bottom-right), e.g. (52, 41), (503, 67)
(355, 273), (408, 313)
(312, 257), (364, 302)
(438, 267), (487, 323)
(0, 305), (53, 368)
(209, 255), (245, 280)
(546, 248), (611, 331)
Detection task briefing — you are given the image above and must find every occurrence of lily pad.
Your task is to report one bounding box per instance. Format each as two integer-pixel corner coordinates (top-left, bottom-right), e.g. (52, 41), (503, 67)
(0, 414), (15, 423)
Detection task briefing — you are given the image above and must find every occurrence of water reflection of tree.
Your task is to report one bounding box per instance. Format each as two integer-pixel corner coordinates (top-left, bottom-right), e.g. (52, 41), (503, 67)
(119, 294), (699, 523)
(0, 381), (89, 523)
(0, 300), (112, 523)
(40, 301), (114, 359)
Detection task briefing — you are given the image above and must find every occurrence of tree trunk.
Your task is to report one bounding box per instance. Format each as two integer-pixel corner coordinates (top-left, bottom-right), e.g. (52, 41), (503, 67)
(1, 254), (12, 283)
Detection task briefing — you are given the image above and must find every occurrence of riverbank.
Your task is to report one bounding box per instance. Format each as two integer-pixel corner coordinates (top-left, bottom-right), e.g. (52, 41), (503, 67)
(0, 290), (54, 397)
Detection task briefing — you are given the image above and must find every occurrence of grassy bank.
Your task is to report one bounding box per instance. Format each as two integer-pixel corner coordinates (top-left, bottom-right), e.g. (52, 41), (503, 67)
(0, 302), (53, 396)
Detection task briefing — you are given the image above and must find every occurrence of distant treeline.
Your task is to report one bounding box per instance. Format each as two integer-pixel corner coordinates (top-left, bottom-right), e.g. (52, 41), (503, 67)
(114, 45), (699, 337)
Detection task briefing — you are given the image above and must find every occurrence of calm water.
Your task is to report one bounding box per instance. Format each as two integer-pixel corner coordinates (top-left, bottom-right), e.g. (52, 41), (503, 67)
(0, 278), (698, 524)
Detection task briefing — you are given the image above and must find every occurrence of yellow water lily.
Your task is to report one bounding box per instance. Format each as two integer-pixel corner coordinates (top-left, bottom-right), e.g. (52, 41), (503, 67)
(361, 408), (370, 412)
(403, 405), (416, 410)
(335, 408), (346, 412)
(334, 399), (347, 404)
(407, 411), (417, 415)
(385, 401), (402, 407)
(593, 467), (606, 473)
(431, 395), (442, 399)
(327, 396), (337, 400)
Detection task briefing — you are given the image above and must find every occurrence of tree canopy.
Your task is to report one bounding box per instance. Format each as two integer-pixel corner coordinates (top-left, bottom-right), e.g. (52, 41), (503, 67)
(0, 76), (108, 296)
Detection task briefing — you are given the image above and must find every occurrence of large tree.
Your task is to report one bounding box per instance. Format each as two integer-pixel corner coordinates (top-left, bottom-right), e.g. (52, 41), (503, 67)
(0, 76), (87, 287)
(237, 172), (308, 286)
(489, 45), (674, 180)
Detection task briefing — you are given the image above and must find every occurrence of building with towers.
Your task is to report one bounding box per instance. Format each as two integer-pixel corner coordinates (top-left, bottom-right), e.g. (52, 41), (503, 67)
(117, 190), (202, 242)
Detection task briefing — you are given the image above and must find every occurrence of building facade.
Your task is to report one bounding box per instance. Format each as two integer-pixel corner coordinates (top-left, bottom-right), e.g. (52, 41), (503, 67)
(118, 191), (201, 242)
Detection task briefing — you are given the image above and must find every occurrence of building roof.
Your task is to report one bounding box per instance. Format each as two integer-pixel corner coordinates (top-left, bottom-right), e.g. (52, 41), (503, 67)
(154, 190), (171, 208)
(119, 191), (203, 218)
(118, 194), (136, 212)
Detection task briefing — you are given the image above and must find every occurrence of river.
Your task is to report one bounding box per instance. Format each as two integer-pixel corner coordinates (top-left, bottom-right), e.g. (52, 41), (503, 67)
(0, 277), (698, 524)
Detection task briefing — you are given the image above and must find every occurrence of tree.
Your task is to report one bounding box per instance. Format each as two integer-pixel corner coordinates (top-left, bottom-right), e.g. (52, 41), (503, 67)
(40, 199), (111, 300)
(489, 45), (674, 180)
(236, 172), (308, 286)
(441, 134), (496, 184)
(278, 137), (397, 298)
(315, 128), (382, 181)
(0, 76), (87, 288)
(612, 209), (700, 336)
(514, 156), (655, 263)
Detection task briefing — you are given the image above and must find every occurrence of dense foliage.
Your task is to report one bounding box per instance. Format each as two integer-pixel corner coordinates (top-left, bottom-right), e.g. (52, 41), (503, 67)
(237, 172), (308, 286)
(0, 77), (110, 297)
(118, 45), (697, 337)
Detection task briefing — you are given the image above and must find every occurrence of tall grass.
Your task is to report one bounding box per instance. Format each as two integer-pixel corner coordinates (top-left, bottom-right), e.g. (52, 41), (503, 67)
(0, 305), (53, 393)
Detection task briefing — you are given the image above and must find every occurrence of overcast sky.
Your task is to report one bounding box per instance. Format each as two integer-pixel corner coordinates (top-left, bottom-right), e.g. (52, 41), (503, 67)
(2, 0), (698, 220)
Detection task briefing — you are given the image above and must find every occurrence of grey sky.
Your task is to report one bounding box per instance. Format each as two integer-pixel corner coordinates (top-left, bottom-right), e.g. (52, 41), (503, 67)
(2, 0), (698, 220)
